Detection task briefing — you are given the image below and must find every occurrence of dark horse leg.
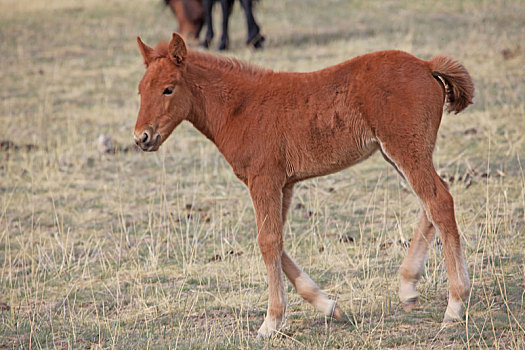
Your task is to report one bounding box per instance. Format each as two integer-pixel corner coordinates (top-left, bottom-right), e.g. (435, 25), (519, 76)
(218, 0), (233, 50)
(201, 0), (214, 48)
(239, 0), (264, 49)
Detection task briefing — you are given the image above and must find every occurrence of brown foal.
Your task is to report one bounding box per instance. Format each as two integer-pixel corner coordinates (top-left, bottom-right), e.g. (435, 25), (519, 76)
(133, 33), (474, 337)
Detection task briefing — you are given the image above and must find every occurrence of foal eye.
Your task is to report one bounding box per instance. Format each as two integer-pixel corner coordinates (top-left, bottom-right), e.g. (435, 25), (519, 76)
(163, 87), (174, 95)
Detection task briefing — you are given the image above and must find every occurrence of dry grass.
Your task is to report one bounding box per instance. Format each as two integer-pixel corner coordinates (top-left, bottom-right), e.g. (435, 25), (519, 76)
(1, 0), (524, 348)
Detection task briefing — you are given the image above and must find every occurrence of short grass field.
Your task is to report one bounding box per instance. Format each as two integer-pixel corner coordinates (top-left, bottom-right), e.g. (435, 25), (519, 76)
(1, 0), (524, 348)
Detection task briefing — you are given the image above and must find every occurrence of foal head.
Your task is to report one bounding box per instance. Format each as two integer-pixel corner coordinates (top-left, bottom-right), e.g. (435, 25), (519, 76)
(134, 33), (192, 151)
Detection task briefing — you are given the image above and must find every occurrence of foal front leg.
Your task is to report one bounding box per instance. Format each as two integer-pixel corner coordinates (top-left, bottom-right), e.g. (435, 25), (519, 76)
(282, 251), (347, 321)
(249, 176), (286, 338)
(281, 184), (347, 321)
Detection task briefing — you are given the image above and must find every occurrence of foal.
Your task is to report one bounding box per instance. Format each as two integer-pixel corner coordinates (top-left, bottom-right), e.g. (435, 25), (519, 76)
(133, 33), (474, 337)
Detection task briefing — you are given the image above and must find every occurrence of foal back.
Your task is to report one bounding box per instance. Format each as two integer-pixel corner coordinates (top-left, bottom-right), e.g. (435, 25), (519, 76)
(255, 50), (455, 182)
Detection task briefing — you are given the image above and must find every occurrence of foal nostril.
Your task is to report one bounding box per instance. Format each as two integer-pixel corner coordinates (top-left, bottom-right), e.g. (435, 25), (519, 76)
(134, 129), (158, 150)
(141, 131), (150, 144)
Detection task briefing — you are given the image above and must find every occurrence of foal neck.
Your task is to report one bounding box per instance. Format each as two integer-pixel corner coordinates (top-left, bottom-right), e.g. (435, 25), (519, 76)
(185, 50), (270, 143)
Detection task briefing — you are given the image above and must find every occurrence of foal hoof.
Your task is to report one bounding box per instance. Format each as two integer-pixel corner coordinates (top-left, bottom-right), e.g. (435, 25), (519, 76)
(399, 281), (419, 311)
(442, 310), (466, 323)
(256, 318), (280, 339)
(331, 305), (349, 323)
(443, 298), (466, 323)
(442, 314), (465, 324)
(402, 297), (418, 312)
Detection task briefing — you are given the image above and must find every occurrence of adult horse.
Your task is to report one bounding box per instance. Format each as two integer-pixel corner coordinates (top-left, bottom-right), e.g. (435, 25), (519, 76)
(165, 0), (264, 50)
(201, 0), (264, 50)
(133, 33), (474, 337)
(164, 0), (204, 41)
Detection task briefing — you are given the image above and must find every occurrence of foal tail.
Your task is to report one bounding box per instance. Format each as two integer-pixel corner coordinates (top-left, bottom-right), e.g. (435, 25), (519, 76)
(429, 56), (474, 114)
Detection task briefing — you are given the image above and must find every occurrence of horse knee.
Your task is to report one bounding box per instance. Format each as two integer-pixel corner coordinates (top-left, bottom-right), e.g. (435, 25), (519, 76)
(257, 233), (282, 259)
(413, 178), (454, 227)
(429, 190), (456, 231)
(433, 185), (453, 210)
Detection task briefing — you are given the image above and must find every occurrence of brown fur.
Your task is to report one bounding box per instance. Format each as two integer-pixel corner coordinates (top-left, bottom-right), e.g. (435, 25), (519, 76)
(134, 33), (474, 336)
(165, 0), (204, 40)
(429, 55), (474, 113)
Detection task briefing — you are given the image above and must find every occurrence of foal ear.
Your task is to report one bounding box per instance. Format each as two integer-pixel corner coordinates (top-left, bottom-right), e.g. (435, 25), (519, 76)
(137, 37), (156, 67)
(168, 33), (187, 66)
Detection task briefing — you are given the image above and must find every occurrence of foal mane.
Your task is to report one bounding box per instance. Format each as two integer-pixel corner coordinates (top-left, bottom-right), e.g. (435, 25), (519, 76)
(154, 41), (270, 78)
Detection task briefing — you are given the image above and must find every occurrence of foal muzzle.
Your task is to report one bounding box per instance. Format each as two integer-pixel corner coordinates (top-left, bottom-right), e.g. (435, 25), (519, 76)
(134, 129), (160, 151)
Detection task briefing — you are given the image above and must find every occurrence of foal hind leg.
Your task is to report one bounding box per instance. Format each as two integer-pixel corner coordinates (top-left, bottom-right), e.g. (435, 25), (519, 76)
(380, 143), (470, 322)
(381, 149), (437, 309)
(280, 184), (346, 321)
(399, 178), (453, 309)
(399, 210), (435, 309)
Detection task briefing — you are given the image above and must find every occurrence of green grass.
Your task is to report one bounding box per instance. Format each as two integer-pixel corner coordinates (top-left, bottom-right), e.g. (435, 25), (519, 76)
(1, 0), (524, 348)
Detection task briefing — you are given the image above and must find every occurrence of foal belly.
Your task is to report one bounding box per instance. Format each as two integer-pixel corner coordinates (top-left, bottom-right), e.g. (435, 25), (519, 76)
(288, 136), (379, 181)
(283, 107), (379, 181)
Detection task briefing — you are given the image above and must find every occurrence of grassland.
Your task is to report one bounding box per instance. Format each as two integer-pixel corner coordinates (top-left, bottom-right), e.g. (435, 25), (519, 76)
(0, 0), (524, 348)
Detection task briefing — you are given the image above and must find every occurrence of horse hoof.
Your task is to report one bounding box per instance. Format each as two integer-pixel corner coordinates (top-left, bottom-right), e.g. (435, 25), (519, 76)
(253, 36), (265, 49)
(256, 317), (281, 339)
(442, 312), (466, 323)
(256, 323), (275, 339)
(402, 297), (418, 312)
(441, 314), (465, 329)
(248, 34), (265, 50)
(256, 331), (273, 340)
(217, 36), (229, 51)
(332, 305), (349, 322)
(399, 281), (419, 306)
(200, 38), (211, 49)
(443, 298), (465, 323)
